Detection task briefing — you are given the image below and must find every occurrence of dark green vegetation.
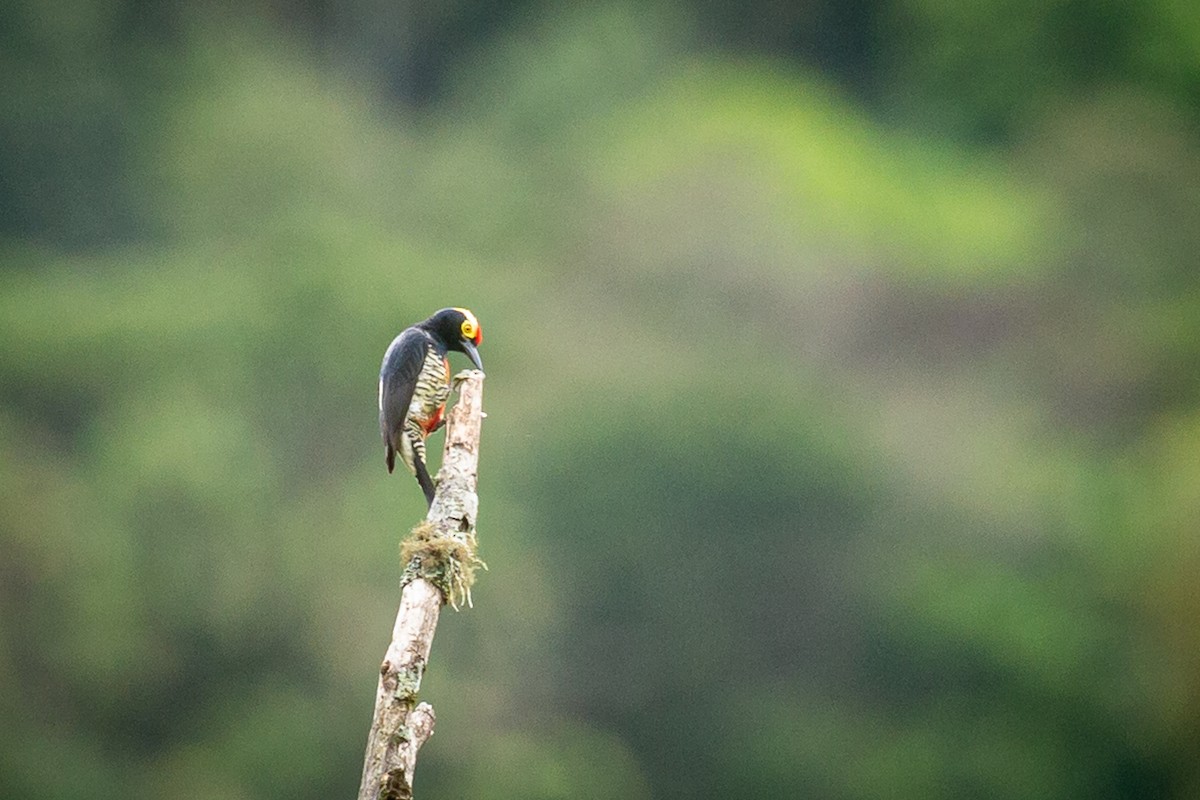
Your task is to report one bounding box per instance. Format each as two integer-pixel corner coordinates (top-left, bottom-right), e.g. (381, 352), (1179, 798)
(3, 2), (1200, 798)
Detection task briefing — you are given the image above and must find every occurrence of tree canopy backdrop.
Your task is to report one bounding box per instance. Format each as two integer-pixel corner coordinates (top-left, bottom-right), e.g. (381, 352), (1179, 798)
(2, 2), (1200, 798)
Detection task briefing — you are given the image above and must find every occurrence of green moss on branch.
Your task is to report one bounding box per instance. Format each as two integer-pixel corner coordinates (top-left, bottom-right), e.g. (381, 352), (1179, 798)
(399, 520), (487, 610)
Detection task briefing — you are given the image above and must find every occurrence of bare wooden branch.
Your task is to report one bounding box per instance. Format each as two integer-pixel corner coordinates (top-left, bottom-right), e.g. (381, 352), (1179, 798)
(357, 370), (485, 800)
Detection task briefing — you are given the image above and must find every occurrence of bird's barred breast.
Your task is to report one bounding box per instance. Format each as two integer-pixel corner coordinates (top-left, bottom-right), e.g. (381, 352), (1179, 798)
(407, 346), (452, 432)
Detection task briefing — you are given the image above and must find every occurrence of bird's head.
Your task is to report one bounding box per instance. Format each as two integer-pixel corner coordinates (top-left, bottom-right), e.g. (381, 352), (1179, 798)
(425, 307), (484, 370)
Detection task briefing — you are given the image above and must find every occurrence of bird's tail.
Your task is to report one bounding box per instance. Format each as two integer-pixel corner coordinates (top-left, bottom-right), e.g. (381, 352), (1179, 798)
(414, 457), (436, 507)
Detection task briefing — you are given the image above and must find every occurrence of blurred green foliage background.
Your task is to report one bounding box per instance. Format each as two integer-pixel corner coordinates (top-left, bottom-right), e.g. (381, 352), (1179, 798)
(3, 1), (1200, 798)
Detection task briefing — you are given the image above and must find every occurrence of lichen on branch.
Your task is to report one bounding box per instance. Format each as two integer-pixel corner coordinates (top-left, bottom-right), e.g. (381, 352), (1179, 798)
(399, 520), (487, 610)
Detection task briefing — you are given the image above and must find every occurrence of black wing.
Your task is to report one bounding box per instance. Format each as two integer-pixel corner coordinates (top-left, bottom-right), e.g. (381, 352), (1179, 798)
(379, 327), (430, 472)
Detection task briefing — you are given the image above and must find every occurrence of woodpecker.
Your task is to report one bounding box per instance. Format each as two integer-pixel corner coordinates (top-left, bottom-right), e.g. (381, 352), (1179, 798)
(379, 308), (484, 506)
